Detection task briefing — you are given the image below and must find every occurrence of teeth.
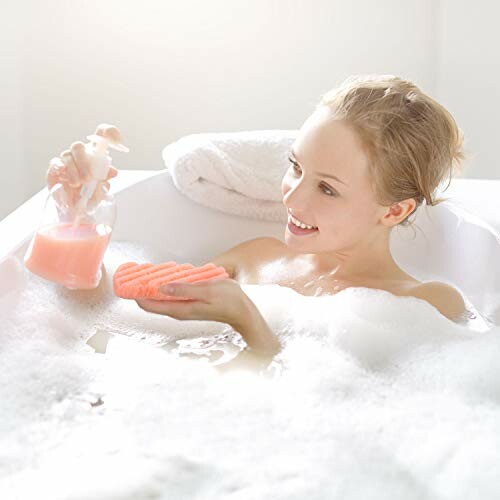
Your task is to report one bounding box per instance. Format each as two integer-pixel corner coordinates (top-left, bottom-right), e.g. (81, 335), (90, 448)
(289, 214), (317, 230)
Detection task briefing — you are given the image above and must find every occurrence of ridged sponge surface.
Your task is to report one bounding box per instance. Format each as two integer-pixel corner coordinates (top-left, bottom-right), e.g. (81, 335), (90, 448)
(113, 261), (229, 301)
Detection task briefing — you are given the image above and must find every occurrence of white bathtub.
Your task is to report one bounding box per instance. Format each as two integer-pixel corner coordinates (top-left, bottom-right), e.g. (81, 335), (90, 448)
(1, 169), (500, 500)
(1, 169), (499, 325)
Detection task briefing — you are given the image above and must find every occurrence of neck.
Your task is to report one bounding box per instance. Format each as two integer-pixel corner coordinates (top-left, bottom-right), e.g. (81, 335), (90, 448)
(303, 228), (399, 281)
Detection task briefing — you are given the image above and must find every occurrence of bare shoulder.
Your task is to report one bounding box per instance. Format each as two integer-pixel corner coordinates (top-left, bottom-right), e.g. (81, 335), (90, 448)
(208, 237), (282, 279)
(407, 281), (466, 322)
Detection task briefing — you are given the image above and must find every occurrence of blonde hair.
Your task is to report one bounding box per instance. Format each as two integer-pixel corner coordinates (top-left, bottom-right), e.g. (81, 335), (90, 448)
(316, 74), (467, 227)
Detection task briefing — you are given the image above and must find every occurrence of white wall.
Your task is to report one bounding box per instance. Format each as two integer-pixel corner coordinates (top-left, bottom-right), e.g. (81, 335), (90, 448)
(1, 3), (26, 219)
(436, 0), (500, 179)
(0, 0), (467, 220)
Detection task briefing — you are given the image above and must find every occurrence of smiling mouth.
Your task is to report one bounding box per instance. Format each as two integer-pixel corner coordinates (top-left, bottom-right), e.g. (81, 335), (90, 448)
(288, 213), (318, 230)
(287, 218), (319, 236)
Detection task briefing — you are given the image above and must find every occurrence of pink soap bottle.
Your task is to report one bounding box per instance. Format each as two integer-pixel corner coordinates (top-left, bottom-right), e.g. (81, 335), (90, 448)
(24, 131), (129, 289)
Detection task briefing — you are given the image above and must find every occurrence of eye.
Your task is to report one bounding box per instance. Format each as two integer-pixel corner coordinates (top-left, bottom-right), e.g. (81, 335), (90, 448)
(320, 184), (337, 197)
(288, 157), (301, 175)
(288, 157), (338, 197)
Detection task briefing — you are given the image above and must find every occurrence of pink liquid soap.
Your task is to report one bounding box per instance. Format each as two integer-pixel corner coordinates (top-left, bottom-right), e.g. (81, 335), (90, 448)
(24, 222), (112, 289)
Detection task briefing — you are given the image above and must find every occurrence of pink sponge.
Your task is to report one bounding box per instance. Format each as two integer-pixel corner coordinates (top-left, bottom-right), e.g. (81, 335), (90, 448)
(113, 261), (229, 301)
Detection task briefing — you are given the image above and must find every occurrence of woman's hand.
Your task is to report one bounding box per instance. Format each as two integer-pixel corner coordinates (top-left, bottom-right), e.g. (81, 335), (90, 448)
(134, 278), (250, 327)
(46, 124), (122, 207)
(136, 277), (283, 356)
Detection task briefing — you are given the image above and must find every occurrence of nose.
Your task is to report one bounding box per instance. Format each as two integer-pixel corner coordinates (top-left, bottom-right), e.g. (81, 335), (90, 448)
(282, 177), (312, 211)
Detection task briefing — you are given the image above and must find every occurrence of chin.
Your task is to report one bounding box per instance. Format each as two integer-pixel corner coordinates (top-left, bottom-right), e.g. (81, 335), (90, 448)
(284, 229), (318, 244)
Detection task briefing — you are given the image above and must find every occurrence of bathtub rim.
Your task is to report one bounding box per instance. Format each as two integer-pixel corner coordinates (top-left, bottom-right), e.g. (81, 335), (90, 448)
(1, 172), (499, 266)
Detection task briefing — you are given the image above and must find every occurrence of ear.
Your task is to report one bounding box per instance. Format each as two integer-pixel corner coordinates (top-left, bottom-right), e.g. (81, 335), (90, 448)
(382, 198), (417, 227)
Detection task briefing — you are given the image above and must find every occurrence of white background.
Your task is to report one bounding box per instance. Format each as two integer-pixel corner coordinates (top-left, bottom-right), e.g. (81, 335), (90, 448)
(1, 0), (498, 219)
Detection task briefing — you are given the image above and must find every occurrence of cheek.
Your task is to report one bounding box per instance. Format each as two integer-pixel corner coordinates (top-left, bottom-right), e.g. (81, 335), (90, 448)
(319, 203), (370, 234)
(336, 206), (377, 237)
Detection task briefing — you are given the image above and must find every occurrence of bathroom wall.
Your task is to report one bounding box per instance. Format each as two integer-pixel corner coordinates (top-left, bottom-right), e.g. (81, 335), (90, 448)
(435, 0), (500, 180)
(1, 3), (26, 221)
(2, 0), (495, 220)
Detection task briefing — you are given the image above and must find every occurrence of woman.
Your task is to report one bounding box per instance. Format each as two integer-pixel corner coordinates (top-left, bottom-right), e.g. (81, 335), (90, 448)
(47, 74), (467, 363)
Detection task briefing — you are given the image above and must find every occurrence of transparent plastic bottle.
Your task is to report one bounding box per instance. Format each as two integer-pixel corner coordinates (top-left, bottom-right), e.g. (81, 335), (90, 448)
(24, 132), (129, 289)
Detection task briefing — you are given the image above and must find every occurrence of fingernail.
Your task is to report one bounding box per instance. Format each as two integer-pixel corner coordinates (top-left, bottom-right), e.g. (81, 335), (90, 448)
(161, 284), (174, 294)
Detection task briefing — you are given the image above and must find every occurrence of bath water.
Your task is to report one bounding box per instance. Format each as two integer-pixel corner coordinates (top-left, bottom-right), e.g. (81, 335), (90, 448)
(2, 239), (499, 499)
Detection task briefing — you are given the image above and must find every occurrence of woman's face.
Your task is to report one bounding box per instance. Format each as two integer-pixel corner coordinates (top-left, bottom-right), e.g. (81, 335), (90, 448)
(281, 107), (388, 255)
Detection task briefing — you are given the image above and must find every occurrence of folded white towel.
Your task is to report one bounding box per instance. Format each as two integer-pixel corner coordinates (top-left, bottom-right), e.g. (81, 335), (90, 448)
(161, 129), (298, 222)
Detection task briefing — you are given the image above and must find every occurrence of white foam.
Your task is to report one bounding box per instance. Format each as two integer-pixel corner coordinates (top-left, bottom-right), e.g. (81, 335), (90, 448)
(1, 240), (499, 499)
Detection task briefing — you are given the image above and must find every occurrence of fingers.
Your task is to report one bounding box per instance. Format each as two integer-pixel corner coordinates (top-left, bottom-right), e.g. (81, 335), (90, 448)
(47, 134), (120, 195)
(46, 157), (66, 189)
(60, 149), (82, 188)
(47, 157), (117, 195)
(70, 141), (92, 183)
(135, 298), (196, 319)
(106, 166), (118, 180)
(160, 281), (212, 303)
(47, 156), (80, 206)
(50, 180), (79, 208)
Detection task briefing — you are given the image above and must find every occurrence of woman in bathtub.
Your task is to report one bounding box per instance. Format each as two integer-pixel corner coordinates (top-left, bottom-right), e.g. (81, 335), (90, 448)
(47, 74), (467, 366)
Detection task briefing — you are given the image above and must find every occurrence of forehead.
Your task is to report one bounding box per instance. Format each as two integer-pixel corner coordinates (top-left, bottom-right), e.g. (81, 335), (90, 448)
(293, 108), (371, 186)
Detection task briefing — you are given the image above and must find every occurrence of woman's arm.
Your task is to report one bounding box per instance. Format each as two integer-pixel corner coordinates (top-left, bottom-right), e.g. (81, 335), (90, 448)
(229, 294), (282, 356)
(135, 276), (282, 368)
(208, 237), (283, 362)
(214, 293), (283, 373)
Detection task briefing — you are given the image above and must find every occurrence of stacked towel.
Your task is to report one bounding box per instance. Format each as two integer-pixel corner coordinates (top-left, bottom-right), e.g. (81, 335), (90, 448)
(161, 129), (298, 222)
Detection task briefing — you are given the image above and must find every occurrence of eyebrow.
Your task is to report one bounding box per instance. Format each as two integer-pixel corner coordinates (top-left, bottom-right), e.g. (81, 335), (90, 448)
(290, 148), (348, 186)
